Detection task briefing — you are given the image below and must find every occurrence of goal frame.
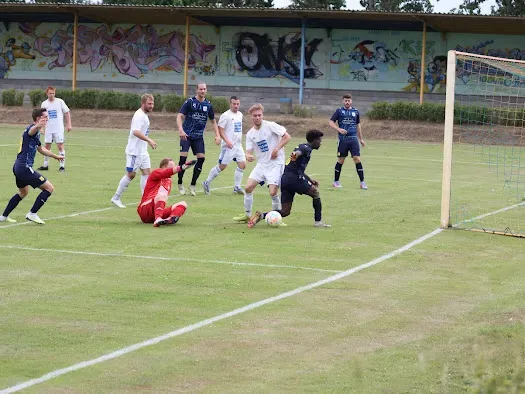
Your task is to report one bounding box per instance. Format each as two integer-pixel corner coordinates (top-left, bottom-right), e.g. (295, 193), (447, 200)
(440, 50), (525, 230)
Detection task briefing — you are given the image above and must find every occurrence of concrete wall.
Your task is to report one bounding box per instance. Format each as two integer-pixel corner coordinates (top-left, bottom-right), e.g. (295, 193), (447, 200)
(1, 21), (524, 112)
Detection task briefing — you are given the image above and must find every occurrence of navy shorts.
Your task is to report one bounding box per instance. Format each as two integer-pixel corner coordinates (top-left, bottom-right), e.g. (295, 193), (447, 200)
(180, 137), (205, 155)
(337, 138), (360, 158)
(281, 175), (312, 204)
(13, 165), (47, 189)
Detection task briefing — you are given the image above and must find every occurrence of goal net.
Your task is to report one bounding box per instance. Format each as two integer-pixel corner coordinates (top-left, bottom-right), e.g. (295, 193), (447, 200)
(441, 50), (525, 237)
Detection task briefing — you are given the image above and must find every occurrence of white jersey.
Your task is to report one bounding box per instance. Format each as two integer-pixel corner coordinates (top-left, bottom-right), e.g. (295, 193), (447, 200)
(125, 108), (150, 156)
(41, 98), (70, 134)
(218, 109), (243, 148)
(246, 120), (287, 165)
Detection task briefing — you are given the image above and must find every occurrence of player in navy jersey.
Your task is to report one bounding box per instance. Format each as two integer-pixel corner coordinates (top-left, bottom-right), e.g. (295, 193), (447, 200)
(247, 130), (331, 228)
(0, 108), (64, 225)
(176, 82), (221, 196)
(329, 93), (368, 190)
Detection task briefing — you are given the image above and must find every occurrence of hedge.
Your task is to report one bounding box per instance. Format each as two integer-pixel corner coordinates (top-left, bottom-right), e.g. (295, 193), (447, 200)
(2, 89), (25, 106)
(6, 88), (232, 114)
(367, 101), (525, 127)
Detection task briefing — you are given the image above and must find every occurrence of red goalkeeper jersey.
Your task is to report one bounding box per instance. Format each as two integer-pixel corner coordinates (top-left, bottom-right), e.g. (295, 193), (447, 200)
(139, 167), (175, 206)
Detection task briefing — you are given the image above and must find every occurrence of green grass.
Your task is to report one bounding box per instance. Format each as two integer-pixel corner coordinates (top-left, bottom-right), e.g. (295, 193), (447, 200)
(0, 125), (524, 392)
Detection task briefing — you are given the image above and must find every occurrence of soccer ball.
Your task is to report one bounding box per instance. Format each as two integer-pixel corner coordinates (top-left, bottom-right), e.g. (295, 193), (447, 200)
(265, 211), (282, 227)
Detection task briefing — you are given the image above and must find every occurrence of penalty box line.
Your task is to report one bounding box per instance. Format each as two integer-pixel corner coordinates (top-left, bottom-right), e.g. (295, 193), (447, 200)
(1, 199), (521, 393)
(0, 227), (444, 394)
(0, 244), (342, 274)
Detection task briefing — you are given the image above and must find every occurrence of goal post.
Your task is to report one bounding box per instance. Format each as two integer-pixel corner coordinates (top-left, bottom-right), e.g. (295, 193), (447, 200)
(441, 50), (457, 229)
(440, 50), (525, 237)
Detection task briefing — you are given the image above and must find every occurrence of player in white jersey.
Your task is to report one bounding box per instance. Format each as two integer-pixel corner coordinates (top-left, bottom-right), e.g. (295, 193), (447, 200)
(233, 103), (291, 223)
(110, 94), (157, 208)
(202, 96), (246, 195)
(38, 86), (71, 172)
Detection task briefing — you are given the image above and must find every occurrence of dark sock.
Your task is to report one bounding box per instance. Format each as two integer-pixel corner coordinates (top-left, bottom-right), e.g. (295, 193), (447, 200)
(30, 190), (51, 214)
(3, 194), (22, 217)
(191, 157), (205, 186)
(335, 162), (342, 182)
(178, 156), (186, 185)
(356, 162), (364, 182)
(313, 198), (322, 222)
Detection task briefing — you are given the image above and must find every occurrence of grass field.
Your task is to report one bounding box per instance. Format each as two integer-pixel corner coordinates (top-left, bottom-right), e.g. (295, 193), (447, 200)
(1, 124), (525, 393)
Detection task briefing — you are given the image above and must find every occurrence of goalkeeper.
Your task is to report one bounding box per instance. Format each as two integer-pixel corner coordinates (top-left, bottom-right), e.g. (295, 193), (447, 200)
(137, 158), (196, 227)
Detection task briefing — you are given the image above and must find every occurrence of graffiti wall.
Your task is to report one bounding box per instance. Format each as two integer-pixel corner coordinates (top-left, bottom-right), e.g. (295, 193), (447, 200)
(330, 29), (447, 92)
(217, 26), (329, 88)
(1, 21), (524, 93)
(0, 22), (218, 83)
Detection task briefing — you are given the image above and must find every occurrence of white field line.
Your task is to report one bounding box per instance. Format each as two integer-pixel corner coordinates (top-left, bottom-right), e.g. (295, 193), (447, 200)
(314, 152), (491, 166)
(452, 200), (525, 227)
(0, 245), (341, 274)
(0, 185), (234, 230)
(1, 200), (520, 393)
(0, 228), (443, 394)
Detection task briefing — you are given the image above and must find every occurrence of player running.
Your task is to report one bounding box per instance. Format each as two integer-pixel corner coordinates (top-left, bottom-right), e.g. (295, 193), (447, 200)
(247, 129), (331, 228)
(176, 82), (221, 196)
(0, 108), (64, 225)
(202, 96), (246, 195)
(233, 103), (291, 224)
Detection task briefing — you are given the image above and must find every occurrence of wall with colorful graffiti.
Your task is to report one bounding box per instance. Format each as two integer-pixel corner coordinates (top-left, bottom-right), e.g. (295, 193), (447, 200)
(217, 26), (328, 88)
(0, 22), (218, 83)
(1, 21), (524, 93)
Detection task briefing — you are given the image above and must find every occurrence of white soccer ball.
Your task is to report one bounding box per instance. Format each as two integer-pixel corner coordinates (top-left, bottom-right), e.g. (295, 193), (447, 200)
(265, 211), (282, 227)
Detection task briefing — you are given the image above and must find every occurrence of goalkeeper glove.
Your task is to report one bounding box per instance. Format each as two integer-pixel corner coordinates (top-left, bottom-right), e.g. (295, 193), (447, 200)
(181, 160), (197, 171)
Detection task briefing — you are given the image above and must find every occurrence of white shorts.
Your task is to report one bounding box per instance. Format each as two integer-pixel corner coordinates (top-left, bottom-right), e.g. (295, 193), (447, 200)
(248, 163), (284, 186)
(218, 144), (246, 165)
(125, 153), (151, 173)
(44, 132), (64, 144)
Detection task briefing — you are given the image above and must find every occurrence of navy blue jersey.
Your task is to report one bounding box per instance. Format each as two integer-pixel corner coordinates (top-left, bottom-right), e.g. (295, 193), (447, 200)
(179, 97), (215, 138)
(330, 107), (360, 140)
(14, 124), (41, 168)
(284, 143), (312, 177)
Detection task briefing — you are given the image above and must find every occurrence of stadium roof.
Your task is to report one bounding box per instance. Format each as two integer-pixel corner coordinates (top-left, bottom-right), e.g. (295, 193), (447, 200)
(1, 2), (524, 34)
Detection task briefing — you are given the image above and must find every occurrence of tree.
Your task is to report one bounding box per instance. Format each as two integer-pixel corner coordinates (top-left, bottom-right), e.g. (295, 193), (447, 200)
(289, 0), (345, 10)
(359, 0), (434, 12)
(450, 0), (486, 14)
(491, 0), (525, 15)
(452, 0), (525, 15)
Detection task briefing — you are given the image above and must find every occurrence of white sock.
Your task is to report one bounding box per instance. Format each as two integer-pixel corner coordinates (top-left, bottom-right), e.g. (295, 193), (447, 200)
(114, 175), (132, 199)
(271, 194), (281, 210)
(140, 175), (149, 195)
(234, 167), (244, 187)
(244, 192), (253, 216)
(43, 156), (49, 167)
(58, 151), (65, 167)
(206, 165), (221, 184)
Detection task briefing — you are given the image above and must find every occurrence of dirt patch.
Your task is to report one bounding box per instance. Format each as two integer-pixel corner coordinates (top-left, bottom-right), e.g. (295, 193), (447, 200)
(0, 106), (445, 142)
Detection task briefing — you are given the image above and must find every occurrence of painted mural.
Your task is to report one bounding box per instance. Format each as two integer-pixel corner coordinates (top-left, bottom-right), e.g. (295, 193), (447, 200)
(223, 31), (324, 84)
(330, 30), (448, 93)
(0, 22), (217, 82)
(1, 22), (525, 93)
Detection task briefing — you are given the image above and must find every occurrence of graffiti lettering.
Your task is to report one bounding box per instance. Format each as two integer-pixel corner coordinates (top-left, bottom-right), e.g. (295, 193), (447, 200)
(234, 32), (323, 84)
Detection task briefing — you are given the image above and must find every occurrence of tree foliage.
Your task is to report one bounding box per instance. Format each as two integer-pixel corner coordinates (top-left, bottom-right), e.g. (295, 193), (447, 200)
(289, 0), (344, 10)
(452, 0), (525, 15)
(358, 0), (434, 12)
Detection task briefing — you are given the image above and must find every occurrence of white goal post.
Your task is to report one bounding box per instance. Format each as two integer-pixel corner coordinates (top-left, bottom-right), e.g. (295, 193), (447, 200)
(440, 50), (525, 236)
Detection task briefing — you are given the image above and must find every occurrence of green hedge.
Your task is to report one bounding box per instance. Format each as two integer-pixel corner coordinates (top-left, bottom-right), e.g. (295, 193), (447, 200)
(2, 89), (25, 106)
(368, 101), (525, 127)
(7, 89), (231, 113)
(368, 101), (445, 123)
